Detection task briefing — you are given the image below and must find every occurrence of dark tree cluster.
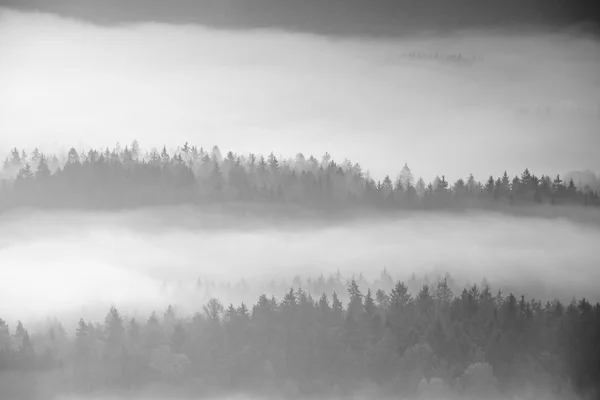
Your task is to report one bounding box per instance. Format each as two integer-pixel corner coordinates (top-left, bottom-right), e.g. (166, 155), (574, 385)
(1, 142), (599, 212)
(1, 274), (598, 400)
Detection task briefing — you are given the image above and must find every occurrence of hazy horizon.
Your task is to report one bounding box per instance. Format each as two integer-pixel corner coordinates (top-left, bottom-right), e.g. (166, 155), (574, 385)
(1, 9), (599, 183)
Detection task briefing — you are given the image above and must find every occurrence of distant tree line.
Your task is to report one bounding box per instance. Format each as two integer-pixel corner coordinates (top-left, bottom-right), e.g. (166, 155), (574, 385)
(1, 271), (598, 400)
(1, 142), (598, 212)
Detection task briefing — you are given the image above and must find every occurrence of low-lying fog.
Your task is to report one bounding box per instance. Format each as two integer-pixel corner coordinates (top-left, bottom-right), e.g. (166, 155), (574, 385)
(1, 9), (599, 182)
(1, 207), (599, 330)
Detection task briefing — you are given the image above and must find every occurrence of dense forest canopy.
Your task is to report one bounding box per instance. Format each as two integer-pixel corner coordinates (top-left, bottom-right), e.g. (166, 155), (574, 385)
(0, 142), (599, 212)
(2, 0), (599, 37)
(0, 270), (598, 400)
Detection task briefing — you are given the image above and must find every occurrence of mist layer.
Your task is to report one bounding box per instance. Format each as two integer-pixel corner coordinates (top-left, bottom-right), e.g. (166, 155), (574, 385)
(1, 207), (599, 328)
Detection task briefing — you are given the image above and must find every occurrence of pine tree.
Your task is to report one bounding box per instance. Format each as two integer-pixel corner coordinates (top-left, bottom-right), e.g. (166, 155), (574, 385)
(18, 331), (35, 371)
(225, 304), (238, 322)
(375, 288), (390, 309)
(281, 288), (298, 314)
(331, 292), (344, 322)
(435, 278), (454, 304)
(0, 318), (10, 349)
(364, 289), (376, 315)
(552, 174), (565, 195)
(501, 171), (510, 190)
(520, 168), (532, 189)
(390, 280), (412, 310)
(211, 159), (223, 191)
(35, 155), (51, 180)
(268, 152), (279, 173)
(485, 176), (495, 195)
(237, 302), (250, 319)
(347, 279), (364, 317)
(417, 284), (434, 315)
(2, 156), (10, 172)
(10, 148), (21, 168)
(21, 149), (29, 165)
(399, 163), (414, 188)
(14, 321), (26, 344)
(16, 163), (34, 181)
(104, 306), (125, 381)
(318, 293), (331, 315)
(467, 173), (477, 192)
(416, 177), (426, 197)
(76, 318), (88, 340)
(75, 318), (90, 361)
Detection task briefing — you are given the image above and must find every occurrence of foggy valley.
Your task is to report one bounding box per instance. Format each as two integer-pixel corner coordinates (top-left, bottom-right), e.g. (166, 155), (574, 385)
(1, 2), (600, 400)
(2, 206), (600, 328)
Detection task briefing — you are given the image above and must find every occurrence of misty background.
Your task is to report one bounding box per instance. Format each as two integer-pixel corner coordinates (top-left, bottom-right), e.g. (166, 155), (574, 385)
(1, 9), (599, 183)
(0, 0), (599, 357)
(2, 206), (600, 331)
(1, 2), (600, 400)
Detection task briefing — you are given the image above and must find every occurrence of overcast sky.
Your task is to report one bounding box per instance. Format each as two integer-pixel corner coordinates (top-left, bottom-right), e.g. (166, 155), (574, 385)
(0, 9), (599, 183)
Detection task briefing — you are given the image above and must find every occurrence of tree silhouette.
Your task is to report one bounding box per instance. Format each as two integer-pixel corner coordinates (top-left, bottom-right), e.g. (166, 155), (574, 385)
(0, 142), (598, 211)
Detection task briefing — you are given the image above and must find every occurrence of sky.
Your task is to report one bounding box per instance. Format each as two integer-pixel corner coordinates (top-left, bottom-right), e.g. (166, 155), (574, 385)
(0, 8), (599, 183)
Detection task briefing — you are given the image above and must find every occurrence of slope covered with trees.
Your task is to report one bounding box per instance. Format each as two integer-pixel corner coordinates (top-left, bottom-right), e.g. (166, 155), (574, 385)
(1, 142), (599, 213)
(0, 272), (598, 400)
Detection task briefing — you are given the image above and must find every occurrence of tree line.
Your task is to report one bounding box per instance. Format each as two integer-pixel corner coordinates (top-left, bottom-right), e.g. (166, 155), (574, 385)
(1, 272), (598, 400)
(1, 142), (599, 212)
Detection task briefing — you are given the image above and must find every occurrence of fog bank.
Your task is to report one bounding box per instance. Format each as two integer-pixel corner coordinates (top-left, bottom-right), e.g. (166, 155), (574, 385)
(1, 206), (599, 328)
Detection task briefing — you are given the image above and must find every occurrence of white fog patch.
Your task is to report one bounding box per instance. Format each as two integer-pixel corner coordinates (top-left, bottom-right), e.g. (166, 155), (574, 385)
(0, 9), (599, 182)
(1, 207), (599, 327)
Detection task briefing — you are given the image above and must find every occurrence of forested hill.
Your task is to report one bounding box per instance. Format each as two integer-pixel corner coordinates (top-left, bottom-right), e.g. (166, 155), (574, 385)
(2, 0), (599, 37)
(1, 143), (599, 212)
(0, 275), (598, 399)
